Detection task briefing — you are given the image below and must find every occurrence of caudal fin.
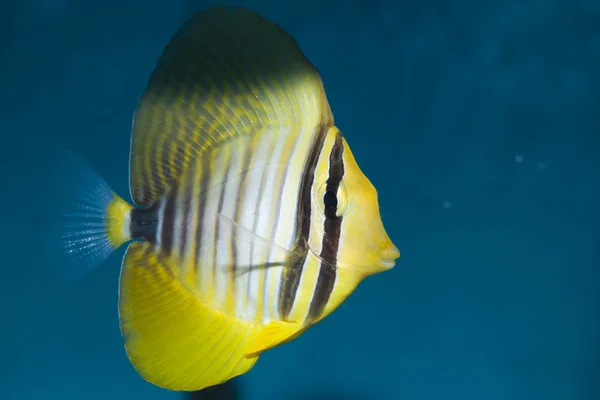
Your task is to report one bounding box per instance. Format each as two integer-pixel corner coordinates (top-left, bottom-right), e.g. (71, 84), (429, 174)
(42, 150), (133, 282)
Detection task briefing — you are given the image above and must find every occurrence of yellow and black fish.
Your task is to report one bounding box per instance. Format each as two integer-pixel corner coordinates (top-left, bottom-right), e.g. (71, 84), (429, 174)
(48, 5), (399, 392)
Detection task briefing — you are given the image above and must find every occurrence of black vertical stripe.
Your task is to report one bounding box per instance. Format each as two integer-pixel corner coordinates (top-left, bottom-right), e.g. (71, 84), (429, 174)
(161, 189), (177, 255)
(262, 132), (299, 318)
(141, 118), (161, 206)
(232, 143), (254, 292)
(246, 137), (276, 301)
(307, 131), (345, 322)
(179, 180), (194, 257)
(160, 129), (174, 196)
(156, 125), (180, 256)
(129, 202), (159, 243)
(176, 147), (194, 259)
(278, 127), (328, 319)
(212, 150), (232, 283)
(193, 155), (211, 273)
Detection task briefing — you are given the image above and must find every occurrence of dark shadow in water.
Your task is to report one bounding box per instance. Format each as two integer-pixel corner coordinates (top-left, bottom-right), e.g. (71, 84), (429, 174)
(184, 381), (377, 400)
(284, 394), (372, 400)
(186, 380), (240, 400)
(185, 381), (373, 400)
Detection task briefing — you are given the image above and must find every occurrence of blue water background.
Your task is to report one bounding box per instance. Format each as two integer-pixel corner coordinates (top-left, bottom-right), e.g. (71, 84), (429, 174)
(1, 1), (599, 399)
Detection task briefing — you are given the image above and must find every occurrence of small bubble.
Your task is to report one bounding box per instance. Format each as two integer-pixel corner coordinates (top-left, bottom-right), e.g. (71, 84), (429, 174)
(537, 161), (547, 170)
(443, 201), (452, 209)
(515, 154), (524, 163)
(490, 174), (498, 181)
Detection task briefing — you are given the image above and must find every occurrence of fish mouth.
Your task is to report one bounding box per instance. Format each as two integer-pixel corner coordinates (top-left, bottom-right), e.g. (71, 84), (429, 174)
(378, 257), (398, 269)
(379, 245), (400, 269)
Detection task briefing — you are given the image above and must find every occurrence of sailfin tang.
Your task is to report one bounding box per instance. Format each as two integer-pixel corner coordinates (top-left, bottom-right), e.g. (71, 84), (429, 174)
(119, 242), (264, 391)
(42, 150), (133, 282)
(129, 5), (333, 206)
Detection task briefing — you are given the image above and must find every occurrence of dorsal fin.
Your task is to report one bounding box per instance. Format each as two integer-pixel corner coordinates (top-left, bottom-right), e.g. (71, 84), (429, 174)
(128, 6), (334, 206)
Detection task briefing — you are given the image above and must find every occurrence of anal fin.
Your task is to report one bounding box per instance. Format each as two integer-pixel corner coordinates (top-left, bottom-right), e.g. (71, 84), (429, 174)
(118, 242), (262, 391)
(246, 320), (303, 356)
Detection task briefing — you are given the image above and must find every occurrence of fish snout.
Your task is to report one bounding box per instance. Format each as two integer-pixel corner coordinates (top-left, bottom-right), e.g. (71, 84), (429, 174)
(378, 243), (400, 270)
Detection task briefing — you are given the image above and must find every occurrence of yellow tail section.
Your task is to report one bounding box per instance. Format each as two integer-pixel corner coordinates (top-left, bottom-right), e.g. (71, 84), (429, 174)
(118, 242), (263, 391)
(106, 194), (133, 249)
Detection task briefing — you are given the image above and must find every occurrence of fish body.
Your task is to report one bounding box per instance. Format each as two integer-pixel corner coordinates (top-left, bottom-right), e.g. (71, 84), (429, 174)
(48, 6), (399, 392)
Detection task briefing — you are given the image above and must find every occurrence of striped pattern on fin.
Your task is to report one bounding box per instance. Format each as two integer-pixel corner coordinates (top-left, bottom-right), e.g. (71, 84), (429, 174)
(118, 241), (263, 391)
(129, 5), (333, 206)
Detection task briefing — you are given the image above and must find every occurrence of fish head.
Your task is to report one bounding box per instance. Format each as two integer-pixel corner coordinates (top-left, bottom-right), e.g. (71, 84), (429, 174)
(308, 127), (399, 279)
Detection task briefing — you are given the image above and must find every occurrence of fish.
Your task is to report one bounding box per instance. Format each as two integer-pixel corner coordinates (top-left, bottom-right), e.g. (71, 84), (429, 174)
(45, 5), (400, 392)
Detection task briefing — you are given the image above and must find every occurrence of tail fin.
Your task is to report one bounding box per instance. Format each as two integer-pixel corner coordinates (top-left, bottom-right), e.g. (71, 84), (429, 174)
(42, 150), (133, 282)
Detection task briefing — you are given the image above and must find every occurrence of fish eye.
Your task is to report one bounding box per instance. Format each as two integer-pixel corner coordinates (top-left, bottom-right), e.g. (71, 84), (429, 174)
(323, 190), (338, 211)
(317, 181), (347, 218)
